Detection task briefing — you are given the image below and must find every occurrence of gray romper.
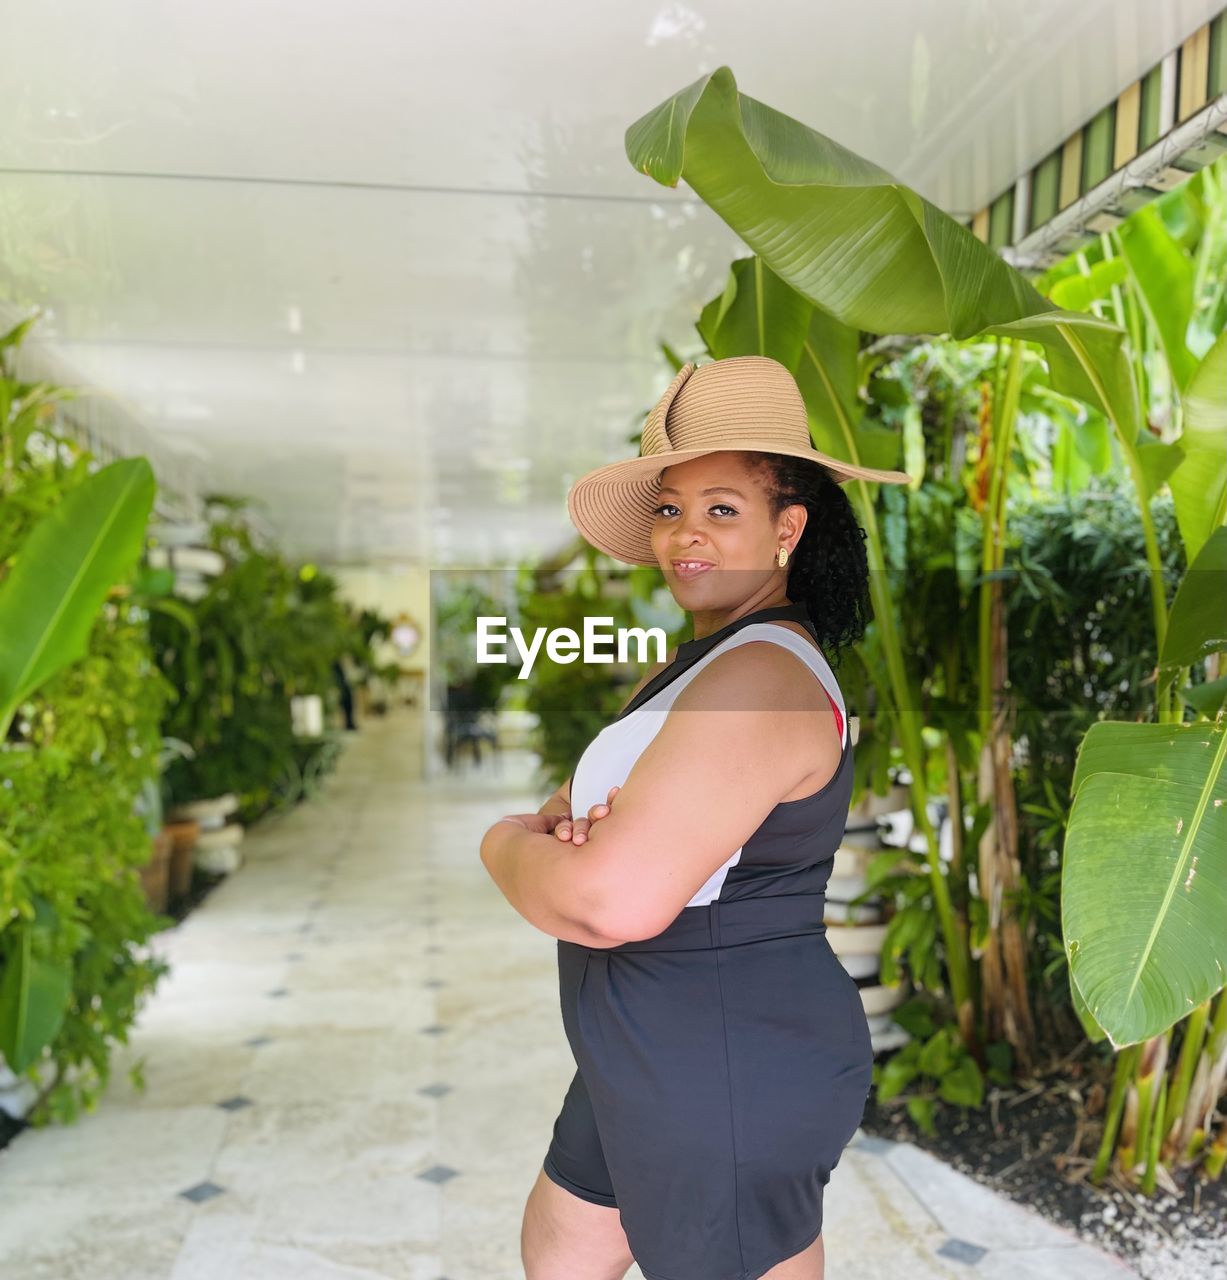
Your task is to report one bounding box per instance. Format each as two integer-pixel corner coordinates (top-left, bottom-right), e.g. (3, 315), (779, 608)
(543, 601), (874, 1280)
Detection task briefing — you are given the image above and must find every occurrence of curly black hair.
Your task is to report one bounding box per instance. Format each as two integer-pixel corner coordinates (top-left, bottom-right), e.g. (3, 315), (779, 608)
(741, 451), (872, 664)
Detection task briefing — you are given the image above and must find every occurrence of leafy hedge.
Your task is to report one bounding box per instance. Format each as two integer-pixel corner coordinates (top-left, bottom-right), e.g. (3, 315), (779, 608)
(1, 412), (170, 1122)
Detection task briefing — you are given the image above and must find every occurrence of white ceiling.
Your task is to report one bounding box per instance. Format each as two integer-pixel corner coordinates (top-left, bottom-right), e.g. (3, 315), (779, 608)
(1, 0), (1219, 567)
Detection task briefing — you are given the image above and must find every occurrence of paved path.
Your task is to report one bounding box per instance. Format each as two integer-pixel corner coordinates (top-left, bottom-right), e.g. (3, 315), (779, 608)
(0, 711), (1137, 1278)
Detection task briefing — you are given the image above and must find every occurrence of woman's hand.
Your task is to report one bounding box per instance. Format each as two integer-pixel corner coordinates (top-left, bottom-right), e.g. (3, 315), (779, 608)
(554, 785), (621, 846)
(495, 785), (619, 846)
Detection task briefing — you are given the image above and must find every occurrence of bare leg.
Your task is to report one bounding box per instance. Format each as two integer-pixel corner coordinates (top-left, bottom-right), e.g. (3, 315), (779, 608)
(522, 1166), (636, 1280)
(760, 1229), (824, 1279)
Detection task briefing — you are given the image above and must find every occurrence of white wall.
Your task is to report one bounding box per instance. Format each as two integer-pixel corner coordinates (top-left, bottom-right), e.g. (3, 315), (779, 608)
(333, 564), (431, 676)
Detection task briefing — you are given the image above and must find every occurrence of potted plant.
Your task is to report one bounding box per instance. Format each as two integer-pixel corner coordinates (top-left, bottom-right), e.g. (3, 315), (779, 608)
(156, 738), (200, 899)
(138, 829), (173, 914)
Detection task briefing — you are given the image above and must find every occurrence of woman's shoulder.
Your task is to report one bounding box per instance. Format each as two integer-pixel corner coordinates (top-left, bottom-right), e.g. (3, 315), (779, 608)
(615, 646), (678, 716)
(674, 630), (829, 715)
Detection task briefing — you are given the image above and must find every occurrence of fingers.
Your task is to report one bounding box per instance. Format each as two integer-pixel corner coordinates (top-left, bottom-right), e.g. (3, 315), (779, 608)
(575, 789), (619, 844)
(555, 786), (621, 845)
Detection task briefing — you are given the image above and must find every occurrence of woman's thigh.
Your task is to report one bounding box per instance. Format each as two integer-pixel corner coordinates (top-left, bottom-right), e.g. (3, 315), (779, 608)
(760, 1230), (824, 1278)
(522, 1166), (636, 1280)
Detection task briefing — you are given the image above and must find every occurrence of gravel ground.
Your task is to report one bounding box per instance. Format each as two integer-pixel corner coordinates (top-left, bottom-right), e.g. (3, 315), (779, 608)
(859, 1046), (1226, 1279)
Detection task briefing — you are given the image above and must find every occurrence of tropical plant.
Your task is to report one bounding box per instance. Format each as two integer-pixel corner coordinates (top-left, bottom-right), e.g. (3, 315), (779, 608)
(150, 497), (359, 823)
(0, 314), (168, 1121)
(623, 64), (1150, 1043)
(620, 70), (1226, 1184)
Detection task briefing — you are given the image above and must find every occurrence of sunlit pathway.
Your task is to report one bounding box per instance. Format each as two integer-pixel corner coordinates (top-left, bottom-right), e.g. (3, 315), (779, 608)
(0, 711), (1137, 1278)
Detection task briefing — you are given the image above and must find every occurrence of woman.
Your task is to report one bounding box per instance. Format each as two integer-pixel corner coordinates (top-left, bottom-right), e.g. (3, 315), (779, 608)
(480, 356), (910, 1280)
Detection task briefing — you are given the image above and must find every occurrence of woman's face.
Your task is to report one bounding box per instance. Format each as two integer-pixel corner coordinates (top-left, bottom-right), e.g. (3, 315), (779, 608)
(649, 452), (802, 608)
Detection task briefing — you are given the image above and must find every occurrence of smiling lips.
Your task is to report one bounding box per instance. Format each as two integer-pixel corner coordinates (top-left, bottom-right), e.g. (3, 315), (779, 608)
(672, 559), (714, 579)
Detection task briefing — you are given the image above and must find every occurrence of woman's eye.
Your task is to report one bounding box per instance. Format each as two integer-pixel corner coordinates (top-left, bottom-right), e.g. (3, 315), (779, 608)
(651, 503), (738, 517)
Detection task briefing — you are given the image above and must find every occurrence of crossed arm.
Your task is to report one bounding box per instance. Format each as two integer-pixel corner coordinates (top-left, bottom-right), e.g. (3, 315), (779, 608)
(477, 661), (666, 948)
(479, 642), (837, 948)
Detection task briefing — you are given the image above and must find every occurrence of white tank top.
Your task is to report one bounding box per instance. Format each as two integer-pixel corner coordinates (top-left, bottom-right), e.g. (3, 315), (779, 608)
(569, 623), (850, 910)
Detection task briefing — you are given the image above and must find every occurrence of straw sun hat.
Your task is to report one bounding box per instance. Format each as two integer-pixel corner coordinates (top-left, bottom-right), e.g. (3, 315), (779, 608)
(566, 355), (910, 566)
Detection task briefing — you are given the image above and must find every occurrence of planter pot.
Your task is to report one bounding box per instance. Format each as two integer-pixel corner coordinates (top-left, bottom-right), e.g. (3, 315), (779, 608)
(173, 575), (209, 603)
(291, 694), (324, 738)
(148, 520), (209, 548)
(195, 823), (244, 875)
(170, 546), (226, 577)
(832, 846), (876, 879)
(866, 1010), (903, 1037)
(859, 980), (909, 1017)
(165, 820), (200, 898)
(139, 829), (173, 913)
(169, 793), (239, 826)
(838, 822), (883, 852)
(838, 950), (881, 981)
(824, 898), (881, 924)
(147, 545), (226, 577)
(826, 871), (872, 901)
(0, 1062), (40, 1122)
(851, 782), (913, 821)
(827, 920), (889, 956)
(867, 1020), (912, 1053)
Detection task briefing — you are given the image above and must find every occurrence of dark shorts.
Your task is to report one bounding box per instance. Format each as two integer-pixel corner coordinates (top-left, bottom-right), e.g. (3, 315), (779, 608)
(542, 894), (874, 1280)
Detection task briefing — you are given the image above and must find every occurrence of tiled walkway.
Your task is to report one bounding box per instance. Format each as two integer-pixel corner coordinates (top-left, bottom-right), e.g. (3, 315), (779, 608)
(0, 712), (1138, 1278)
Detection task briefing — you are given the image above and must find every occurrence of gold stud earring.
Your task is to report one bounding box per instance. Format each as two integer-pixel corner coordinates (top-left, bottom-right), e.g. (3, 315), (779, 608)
(777, 546), (789, 568)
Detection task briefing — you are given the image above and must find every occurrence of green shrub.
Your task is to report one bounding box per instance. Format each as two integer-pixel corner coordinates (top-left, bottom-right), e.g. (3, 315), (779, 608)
(0, 601), (173, 1122)
(150, 497), (362, 823)
(0, 338), (171, 1121)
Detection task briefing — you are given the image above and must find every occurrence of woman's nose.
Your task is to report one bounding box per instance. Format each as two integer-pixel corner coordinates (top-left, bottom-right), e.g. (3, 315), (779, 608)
(679, 513), (709, 541)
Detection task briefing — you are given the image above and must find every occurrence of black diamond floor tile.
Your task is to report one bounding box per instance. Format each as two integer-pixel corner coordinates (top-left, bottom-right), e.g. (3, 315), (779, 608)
(179, 1180), (226, 1203)
(937, 1237), (988, 1265)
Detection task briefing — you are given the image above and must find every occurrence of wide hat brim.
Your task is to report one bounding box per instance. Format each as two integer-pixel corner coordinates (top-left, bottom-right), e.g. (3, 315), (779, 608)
(567, 359), (911, 566)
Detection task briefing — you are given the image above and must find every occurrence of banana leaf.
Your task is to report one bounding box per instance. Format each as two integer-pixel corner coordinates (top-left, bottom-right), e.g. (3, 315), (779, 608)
(1183, 674), (1227, 717)
(0, 926), (71, 1074)
(1168, 331), (1227, 564)
(1116, 203), (1199, 392)
(1160, 526), (1227, 674)
(1063, 720), (1227, 1047)
(0, 457), (156, 735)
(696, 255), (902, 473)
(625, 67), (1139, 445)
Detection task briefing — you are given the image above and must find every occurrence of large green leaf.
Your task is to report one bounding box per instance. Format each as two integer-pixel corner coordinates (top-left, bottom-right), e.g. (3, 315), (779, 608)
(1135, 440), (1186, 503)
(1063, 720), (1227, 1047)
(1182, 674), (1227, 718)
(625, 67), (1140, 443)
(1168, 331), (1227, 564)
(1069, 970), (1108, 1044)
(0, 927), (72, 1073)
(1160, 526), (1227, 671)
(695, 256), (904, 474)
(1117, 204), (1199, 392)
(0, 457), (156, 734)
(697, 255), (811, 367)
(1047, 258), (1128, 312)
